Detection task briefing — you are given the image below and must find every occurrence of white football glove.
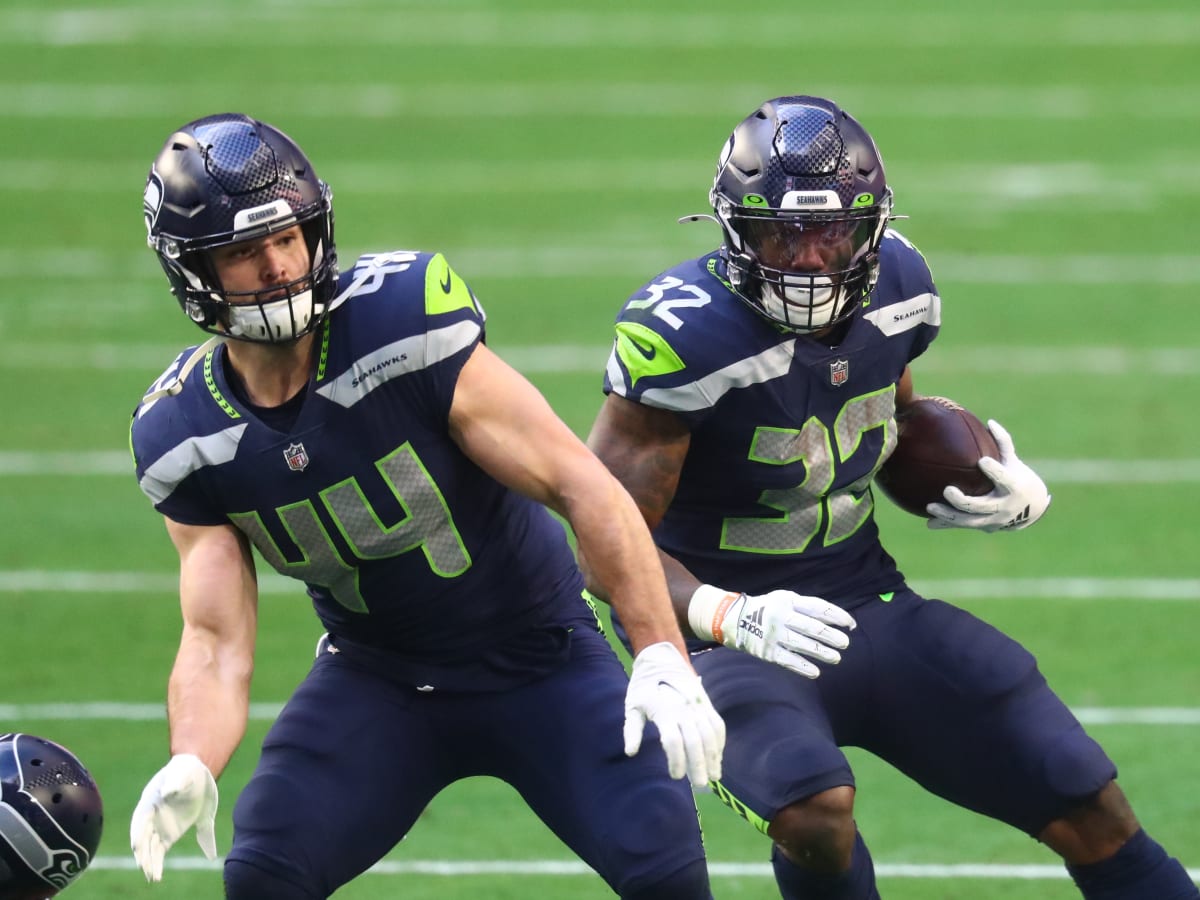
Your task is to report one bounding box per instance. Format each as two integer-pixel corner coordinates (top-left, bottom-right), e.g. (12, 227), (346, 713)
(926, 419), (1051, 532)
(688, 585), (855, 678)
(624, 641), (725, 785)
(130, 753), (218, 882)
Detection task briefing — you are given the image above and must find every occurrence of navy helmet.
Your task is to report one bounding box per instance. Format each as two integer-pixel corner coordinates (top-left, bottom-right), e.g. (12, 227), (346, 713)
(143, 113), (338, 343)
(0, 734), (103, 899)
(709, 96), (893, 333)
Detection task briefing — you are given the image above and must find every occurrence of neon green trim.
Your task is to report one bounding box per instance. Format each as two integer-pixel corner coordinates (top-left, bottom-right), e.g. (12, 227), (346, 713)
(707, 257), (733, 290)
(853, 192), (875, 207)
(316, 321), (332, 381)
(710, 780), (771, 835)
(424, 253), (474, 317)
(582, 590), (606, 636)
(742, 194), (769, 207)
(879, 591), (894, 602)
(204, 350), (240, 419)
(614, 321), (685, 388)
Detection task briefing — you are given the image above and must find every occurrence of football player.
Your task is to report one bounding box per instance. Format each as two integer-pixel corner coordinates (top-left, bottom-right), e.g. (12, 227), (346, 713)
(584, 96), (1198, 899)
(0, 733), (103, 899)
(127, 113), (750, 898)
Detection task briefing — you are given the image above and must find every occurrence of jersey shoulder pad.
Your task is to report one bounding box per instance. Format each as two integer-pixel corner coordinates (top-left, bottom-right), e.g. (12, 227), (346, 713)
(337, 250), (485, 328)
(129, 343), (248, 507)
(863, 230), (941, 337)
(607, 254), (796, 412)
(316, 250), (485, 407)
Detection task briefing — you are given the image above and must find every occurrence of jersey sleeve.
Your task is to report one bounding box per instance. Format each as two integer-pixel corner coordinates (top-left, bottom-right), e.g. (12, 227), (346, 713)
(417, 252), (487, 422)
(866, 230), (941, 363)
(603, 257), (798, 430)
(129, 349), (237, 526)
(316, 250), (487, 427)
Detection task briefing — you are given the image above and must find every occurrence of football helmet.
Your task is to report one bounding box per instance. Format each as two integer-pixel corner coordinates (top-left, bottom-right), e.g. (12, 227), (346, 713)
(143, 113), (338, 343)
(0, 734), (103, 899)
(709, 96), (893, 333)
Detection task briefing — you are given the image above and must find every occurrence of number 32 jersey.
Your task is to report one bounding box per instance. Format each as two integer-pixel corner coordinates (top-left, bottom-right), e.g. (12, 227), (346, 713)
(603, 231), (941, 604)
(131, 251), (588, 679)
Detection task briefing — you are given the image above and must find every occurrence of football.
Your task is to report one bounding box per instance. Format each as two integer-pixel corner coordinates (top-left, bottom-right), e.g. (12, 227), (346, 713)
(875, 396), (1000, 518)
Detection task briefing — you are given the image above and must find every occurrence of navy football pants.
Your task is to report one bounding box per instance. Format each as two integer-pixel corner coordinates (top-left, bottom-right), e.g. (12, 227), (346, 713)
(224, 625), (709, 898)
(697, 588), (1116, 836)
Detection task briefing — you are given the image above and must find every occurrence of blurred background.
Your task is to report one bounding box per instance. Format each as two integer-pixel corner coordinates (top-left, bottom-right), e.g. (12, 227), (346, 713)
(2, 0), (1197, 896)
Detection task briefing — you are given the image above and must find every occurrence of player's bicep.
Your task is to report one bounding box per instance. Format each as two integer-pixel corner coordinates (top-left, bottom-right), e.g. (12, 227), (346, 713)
(448, 343), (598, 510)
(164, 517), (258, 648)
(587, 393), (690, 529)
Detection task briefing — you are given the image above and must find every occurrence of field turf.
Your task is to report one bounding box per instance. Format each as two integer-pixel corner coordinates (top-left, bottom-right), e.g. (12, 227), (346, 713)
(1, 0), (1197, 896)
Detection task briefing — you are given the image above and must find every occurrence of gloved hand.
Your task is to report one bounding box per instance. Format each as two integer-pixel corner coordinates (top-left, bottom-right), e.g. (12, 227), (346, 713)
(624, 641), (726, 785)
(130, 753), (218, 882)
(926, 419), (1051, 532)
(688, 585), (855, 678)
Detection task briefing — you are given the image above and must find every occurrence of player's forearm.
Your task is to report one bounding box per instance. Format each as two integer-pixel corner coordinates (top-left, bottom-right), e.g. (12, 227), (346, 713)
(571, 482), (688, 657)
(165, 632), (251, 778)
(578, 529), (702, 639)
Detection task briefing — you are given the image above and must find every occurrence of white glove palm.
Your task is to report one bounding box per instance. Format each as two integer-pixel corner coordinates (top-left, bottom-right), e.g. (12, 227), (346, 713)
(130, 754), (218, 882)
(688, 585), (855, 678)
(623, 642), (726, 785)
(926, 419), (1051, 532)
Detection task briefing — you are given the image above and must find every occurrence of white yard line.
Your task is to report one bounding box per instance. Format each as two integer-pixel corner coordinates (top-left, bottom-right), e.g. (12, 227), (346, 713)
(6, 571), (1197, 601)
(1, 452), (1197, 485)
(62, 855), (1200, 881)
(4, 343), (1200, 375)
(3, 10), (1199, 51)
(3, 701), (1198, 725)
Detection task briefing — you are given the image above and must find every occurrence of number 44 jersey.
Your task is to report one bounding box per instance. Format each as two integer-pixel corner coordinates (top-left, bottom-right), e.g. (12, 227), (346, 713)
(130, 251), (588, 678)
(603, 231), (941, 604)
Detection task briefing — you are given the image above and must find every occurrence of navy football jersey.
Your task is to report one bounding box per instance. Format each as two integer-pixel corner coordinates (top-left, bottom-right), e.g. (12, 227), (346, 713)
(131, 251), (588, 671)
(603, 231), (940, 604)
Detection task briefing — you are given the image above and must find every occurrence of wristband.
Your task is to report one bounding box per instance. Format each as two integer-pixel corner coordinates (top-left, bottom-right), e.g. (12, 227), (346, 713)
(687, 584), (744, 644)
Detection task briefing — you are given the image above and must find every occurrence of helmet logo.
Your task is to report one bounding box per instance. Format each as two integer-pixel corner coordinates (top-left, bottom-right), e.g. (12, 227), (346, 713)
(284, 442), (310, 472)
(853, 192), (875, 207)
(781, 190), (842, 209)
(234, 200), (294, 231)
(742, 194), (768, 207)
(143, 171), (164, 240)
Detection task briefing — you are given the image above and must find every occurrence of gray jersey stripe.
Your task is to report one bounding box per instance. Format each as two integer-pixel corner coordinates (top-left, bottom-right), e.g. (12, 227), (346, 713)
(316, 319), (480, 409)
(138, 423), (248, 505)
(612, 341), (797, 412)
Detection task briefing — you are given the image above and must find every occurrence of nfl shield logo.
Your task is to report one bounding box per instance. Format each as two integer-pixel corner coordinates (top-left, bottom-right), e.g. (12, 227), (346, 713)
(283, 442), (310, 472)
(830, 359), (849, 387)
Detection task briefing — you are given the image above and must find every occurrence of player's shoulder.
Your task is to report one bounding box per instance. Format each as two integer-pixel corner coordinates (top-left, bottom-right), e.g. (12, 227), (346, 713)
(334, 250), (484, 330)
(615, 252), (777, 369)
(876, 228), (937, 297)
(314, 250), (486, 405)
(863, 228), (941, 337)
(327, 249), (486, 358)
(607, 252), (795, 410)
(130, 340), (243, 468)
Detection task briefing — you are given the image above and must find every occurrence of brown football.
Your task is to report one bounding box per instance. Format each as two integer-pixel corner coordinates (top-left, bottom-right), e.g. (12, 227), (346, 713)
(875, 396), (1000, 518)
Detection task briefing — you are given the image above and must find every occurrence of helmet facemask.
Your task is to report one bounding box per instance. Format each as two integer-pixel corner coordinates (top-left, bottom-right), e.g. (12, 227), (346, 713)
(161, 208), (336, 344)
(718, 194), (891, 333)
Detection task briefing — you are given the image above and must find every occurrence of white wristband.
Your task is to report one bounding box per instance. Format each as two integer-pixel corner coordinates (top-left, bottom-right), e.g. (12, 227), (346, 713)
(687, 584), (744, 644)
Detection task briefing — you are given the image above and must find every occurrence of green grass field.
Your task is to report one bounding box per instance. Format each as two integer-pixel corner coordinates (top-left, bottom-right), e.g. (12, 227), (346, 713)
(2, 0), (1198, 896)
